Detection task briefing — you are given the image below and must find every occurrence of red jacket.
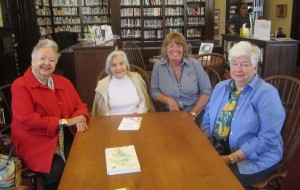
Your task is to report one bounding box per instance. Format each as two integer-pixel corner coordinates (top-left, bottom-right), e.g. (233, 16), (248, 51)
(11, 68), (89, 173)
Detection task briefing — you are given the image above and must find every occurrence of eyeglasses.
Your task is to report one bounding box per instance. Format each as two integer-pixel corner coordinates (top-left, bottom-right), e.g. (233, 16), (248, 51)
(230, 62), (252, 68)
(36, 56), (57, 63)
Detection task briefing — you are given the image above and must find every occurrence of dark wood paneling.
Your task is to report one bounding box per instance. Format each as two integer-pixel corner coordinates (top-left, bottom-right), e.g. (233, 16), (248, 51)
(222, 34), (299, 78)
(72, 42), (116, 111)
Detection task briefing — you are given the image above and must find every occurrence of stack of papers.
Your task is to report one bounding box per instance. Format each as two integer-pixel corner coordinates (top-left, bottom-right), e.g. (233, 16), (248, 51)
(105, 145), (141, 175)
(118, 117), (142, 130)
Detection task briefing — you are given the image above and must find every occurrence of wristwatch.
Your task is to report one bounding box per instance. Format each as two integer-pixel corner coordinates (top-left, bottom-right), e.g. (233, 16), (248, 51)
(59, 119), (68, 127)
(228, 154), (235, 164)
(189, 111), (196, 117)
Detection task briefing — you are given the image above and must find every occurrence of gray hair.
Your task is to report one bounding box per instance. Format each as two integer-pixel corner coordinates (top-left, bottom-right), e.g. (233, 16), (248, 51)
(105, 50), (130, 75)
(228, 41), (261, 67)
(31, 39), (60, 59)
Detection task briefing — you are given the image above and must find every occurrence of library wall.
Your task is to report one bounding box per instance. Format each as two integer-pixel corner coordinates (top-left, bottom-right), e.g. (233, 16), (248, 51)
(0, 3), (2, 27)
(264, 0), (293, 37)
(214, 0), (226, 46)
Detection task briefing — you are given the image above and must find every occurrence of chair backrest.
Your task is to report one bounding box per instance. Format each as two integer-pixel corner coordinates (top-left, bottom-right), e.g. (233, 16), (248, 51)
(195, 53), (226, 79)
(96, 64), (151, 92)
(0, 84), (12, 125)
(202, 65), (221, 89)
(122, 41), (146, 70)
(0, 84), (12, 154)
(264, 75), (300, 172)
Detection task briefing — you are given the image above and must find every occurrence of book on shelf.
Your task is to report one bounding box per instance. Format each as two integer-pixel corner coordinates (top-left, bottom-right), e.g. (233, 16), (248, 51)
(105, 145), (141, 175)
(118, 117), (142, 130)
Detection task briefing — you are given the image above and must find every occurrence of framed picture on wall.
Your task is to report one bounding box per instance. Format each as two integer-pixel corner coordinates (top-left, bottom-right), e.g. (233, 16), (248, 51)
(214, 9), (220, 20)
(276, 4), (287, 17)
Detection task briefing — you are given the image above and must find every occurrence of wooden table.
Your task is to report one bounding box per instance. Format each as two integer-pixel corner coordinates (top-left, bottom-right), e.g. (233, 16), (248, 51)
(58, 112), (243, 190)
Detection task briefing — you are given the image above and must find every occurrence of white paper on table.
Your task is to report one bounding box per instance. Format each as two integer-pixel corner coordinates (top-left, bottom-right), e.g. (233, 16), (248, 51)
(118, 117), (142, 130)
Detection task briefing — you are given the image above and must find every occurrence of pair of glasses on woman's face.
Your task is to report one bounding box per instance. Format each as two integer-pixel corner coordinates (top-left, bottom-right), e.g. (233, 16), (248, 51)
(36, 56), (56, 64)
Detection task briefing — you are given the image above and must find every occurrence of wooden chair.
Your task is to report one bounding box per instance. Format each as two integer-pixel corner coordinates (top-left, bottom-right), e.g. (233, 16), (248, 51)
(202, 65), (221, 89)
(195, 53), (226, 79)
(0, 84), (38, 190)
(251, 75), (300, 190)
(97, 64), (151, 92)
(122, 41), (146, 71)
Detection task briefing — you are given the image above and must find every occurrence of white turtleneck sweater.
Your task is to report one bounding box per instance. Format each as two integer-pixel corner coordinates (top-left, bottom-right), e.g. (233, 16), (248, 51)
(108, 75), (147, 115)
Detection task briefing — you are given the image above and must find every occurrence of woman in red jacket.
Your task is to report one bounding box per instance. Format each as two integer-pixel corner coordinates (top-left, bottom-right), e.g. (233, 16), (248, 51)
(11, 39), (89, 190)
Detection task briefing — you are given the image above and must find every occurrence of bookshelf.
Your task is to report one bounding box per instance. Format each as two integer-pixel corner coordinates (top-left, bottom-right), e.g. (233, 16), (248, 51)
(222, 34), (299, 78)
(35, 0), (53, 37)
(33, 0), (111, 39)
(119, 0), (213, 43)
(226, 0), (264, 31)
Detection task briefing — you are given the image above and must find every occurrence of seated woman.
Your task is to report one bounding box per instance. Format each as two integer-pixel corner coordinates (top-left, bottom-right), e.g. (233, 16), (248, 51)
(92, 50), (155, 116)
(201, 41), (285, 188)
(150, 32), (212, 125)
(11, 39), (89, 190)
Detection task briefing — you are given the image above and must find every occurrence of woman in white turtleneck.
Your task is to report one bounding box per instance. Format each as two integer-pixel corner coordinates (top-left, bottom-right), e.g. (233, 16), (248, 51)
(91, 50), (155, 116)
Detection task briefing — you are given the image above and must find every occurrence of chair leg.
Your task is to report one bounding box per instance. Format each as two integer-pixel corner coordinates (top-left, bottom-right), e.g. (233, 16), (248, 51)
(31, 176), (37, 190)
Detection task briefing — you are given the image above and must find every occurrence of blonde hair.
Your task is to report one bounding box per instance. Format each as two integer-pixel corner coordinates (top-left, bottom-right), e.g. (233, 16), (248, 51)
(160, 32), (190, 58)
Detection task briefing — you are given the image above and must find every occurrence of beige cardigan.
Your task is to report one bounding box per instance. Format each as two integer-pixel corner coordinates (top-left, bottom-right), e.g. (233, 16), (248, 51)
(91, 71), (155, 116)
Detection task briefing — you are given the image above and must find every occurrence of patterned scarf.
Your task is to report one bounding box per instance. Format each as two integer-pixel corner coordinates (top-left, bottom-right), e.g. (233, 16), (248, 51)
(213, 80), (241, 141)
(32, 69), (54, 91)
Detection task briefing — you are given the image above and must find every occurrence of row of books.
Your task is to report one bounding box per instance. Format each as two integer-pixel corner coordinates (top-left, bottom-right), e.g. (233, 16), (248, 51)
(165, 7), (184, 16)
(53, 7), (78, 15)
(35, 0), (50, 6)
(187, 7), (205, 15)
(186, 28), (201, 37)
(82, 0), (108, 6)
(121, 0), (140, 6)
(37, 18), (52, 26)
(36, 7), (52, 16)
(166, 27), (183, 33)
(187, 0), (205, 2)
(39, 26), (53, 35)
(120, 25), (202, 39)
(82, 16), (110, 24)
(121, 8), (141, 17)
(165, 0), (183, 5)
(144, 0), (162, 5)
(53, 17), (80, 24)
(82, 7), (109, 15)
(143, 8), (162, 16)
(121, 19), (141, 27)
(144, 20), (163, 28)
(121, 18), (184, 28)
(187, 17), (205, 25)
(144, 30), (164, 39)
(54, 25), (81, 33)
(52, 0), (78, 6)
(165, 17), (184, 26)
(121, 29), (141, 38)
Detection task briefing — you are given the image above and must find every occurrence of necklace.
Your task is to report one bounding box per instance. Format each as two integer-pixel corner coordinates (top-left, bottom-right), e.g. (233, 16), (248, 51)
(31, 70), (55, 91)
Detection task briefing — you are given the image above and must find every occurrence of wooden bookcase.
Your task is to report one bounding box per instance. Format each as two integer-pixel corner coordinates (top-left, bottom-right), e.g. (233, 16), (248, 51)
(226, 0), (264, 30)
(118, 0), (213, 43)
(222, 34), (299, 78)
(34, 0), (111, 39)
